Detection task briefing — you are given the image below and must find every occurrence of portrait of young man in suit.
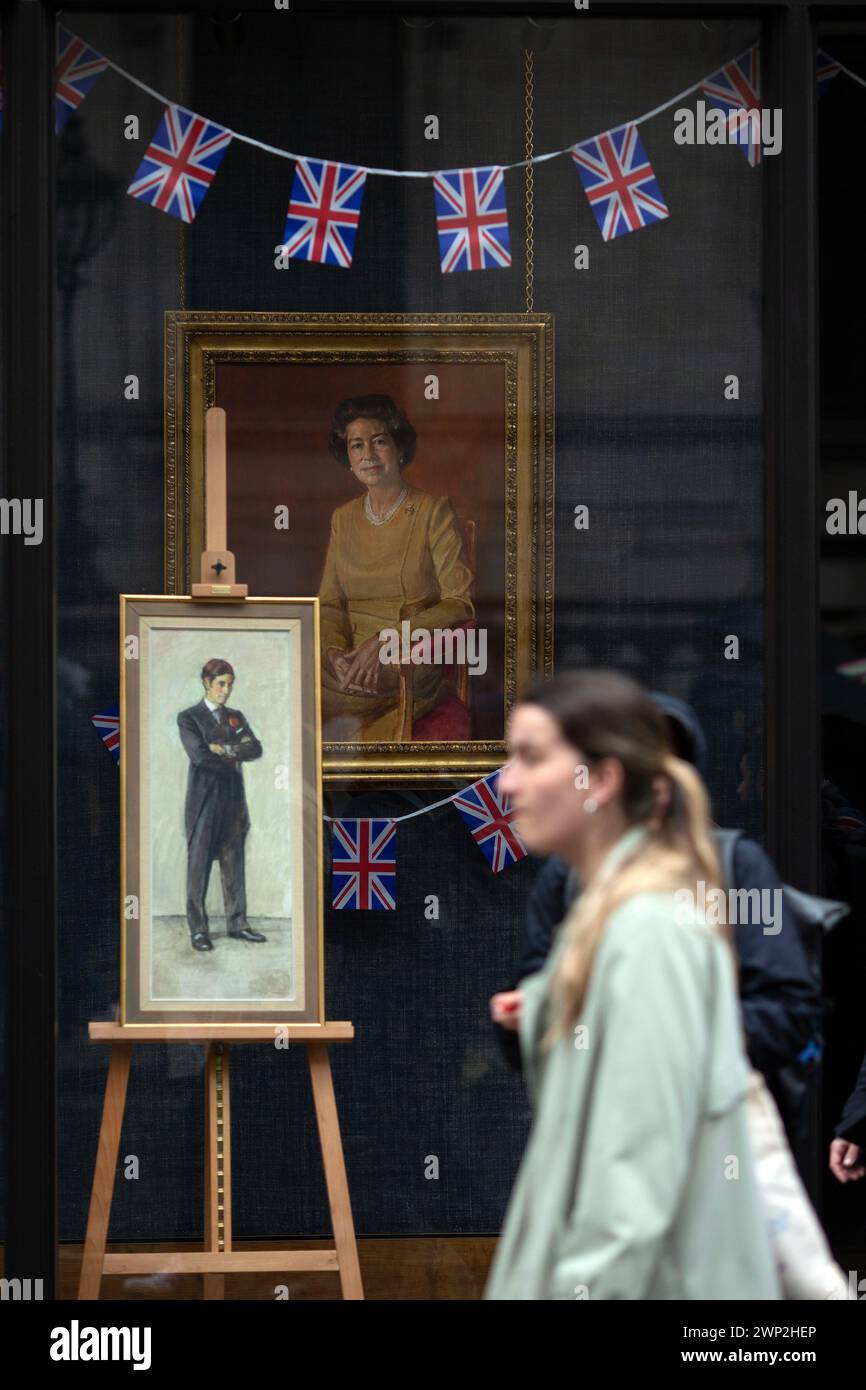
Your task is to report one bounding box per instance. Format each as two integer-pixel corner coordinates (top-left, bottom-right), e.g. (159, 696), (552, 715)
(177, 658), (265, 952)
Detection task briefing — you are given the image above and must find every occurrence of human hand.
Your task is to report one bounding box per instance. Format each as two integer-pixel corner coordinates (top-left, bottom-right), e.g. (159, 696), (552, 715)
(326, 646), (354, 687)
(342, 635), (387, 695)
(209, 743), (227, 756)
(489, 990), (523, 1032)
(829, 1138), (865, 1183)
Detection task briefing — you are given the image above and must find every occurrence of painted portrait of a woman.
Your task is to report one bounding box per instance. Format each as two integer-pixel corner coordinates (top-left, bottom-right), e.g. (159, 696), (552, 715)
(318, 394), (475, 742)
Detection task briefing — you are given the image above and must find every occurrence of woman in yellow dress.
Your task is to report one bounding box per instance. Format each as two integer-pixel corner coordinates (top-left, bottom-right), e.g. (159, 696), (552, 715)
(318, 394), (474, 742)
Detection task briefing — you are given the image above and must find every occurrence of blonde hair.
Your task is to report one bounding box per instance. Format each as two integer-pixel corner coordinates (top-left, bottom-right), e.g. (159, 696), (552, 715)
(516, 672), (730, 1051)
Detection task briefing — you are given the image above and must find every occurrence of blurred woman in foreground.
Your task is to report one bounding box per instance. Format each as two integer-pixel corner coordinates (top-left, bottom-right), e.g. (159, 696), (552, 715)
(485, 670), (781, 1300)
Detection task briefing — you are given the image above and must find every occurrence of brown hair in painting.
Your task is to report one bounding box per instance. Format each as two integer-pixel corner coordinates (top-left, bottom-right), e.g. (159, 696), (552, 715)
(327, 394), (417, 469)
(200, 657), (235, 685)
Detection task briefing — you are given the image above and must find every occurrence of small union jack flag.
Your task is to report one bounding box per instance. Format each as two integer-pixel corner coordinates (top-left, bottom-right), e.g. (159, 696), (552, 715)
(127, 104), (232, 223)
(281, 157), (367, 268)
(817, 49), (842, 97)
(332, 819), (396, 910)
(701, 46), (763, 167)
(452, 770), (527, 873)
(433, 166), (512, 273)
(92, 703), (120, 766)
(571, 124), (669, 242)
(55, 27), (108, 133)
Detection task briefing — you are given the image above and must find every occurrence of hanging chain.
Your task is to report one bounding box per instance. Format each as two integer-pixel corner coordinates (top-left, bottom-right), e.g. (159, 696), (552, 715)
(177, 14), (186, 310)
(524, 48), (535, 314)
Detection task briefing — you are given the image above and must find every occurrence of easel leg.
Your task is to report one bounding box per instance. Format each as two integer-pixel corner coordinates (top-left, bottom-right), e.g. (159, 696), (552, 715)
(78, 1043), (132, 1300)
(307, 1043), (364, 1300)
(203, 1043), (231, 1299)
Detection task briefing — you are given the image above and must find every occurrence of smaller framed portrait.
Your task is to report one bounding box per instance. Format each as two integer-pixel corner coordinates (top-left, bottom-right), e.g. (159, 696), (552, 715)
(120, 595), (324, 1027)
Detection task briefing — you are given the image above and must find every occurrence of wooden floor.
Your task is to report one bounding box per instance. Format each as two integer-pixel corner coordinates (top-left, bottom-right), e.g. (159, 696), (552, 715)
(56, 1237), (497, 1300)
(12, 1237), (866, 1299)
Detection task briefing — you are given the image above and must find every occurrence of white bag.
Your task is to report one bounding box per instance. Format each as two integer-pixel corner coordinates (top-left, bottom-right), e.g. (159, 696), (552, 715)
(745, 1068), (852, 1300)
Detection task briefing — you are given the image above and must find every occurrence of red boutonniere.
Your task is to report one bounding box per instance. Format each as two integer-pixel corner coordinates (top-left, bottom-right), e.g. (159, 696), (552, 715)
(228, 716), (239, 729)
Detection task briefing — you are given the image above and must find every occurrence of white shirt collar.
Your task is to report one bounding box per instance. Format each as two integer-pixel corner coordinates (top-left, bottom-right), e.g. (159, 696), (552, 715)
(204, 697), (221, 714)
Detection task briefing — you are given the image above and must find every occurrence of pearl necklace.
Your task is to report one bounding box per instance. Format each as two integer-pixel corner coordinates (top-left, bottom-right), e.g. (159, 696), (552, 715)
(364, 486), (408, 526)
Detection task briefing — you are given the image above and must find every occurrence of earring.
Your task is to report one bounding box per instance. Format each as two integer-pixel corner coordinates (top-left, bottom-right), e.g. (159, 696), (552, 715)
(584, 797), (598, 815)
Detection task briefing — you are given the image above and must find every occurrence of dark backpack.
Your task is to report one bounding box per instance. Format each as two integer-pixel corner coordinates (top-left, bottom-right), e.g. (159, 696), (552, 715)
(567, 829), (849, 969)
(714, 827), (849, 991)
(715, 828), (849, 1167)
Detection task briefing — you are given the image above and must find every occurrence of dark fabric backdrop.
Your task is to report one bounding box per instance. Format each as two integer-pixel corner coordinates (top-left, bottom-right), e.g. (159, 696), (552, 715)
(54, 9), (763, 1241)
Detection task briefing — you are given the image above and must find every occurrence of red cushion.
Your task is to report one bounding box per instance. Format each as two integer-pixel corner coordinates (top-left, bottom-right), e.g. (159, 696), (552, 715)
(412, 694), (471, 741)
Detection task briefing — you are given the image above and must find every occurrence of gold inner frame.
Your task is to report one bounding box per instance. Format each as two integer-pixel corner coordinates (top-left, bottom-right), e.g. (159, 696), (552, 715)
(164, 312), (554, 783)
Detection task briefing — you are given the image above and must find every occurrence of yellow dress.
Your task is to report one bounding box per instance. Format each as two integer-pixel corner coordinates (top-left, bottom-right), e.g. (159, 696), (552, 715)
(318, 485), (474, 741)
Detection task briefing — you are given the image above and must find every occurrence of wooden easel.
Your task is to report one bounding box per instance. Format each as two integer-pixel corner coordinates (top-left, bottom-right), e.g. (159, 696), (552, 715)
(78, 1023), (363, 1300)
(191, 406), (247, 599)
(79, 408), (362, 1299)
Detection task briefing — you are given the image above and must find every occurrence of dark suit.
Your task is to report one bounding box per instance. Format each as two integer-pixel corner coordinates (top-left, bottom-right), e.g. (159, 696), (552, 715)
(177, 699), (263, 938)
(836, 1050), (866, 1148)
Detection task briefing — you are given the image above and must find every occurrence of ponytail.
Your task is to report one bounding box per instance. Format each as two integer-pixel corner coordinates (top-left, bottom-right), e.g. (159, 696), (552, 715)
(656, 753), (722, 887)
(542, 752), (730, 1051)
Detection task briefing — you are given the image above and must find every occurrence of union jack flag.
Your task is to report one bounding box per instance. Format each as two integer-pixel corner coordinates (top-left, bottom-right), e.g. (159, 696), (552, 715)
(701, 46), (763, 167)
(332, 819), (396, 910)
(127, 104), (232, 223)
(452, 770), (527, 873)
(433, 166), (512, 273)
(55, 27), (108, 134)
(570, 124), (669, 242)
(92, 703), (120, 766)
(281, 157), (367, 268)
(817, 49), (842, 97)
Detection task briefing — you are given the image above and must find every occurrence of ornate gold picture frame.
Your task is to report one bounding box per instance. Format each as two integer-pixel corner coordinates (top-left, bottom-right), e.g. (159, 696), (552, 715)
(165, 312), (554, 783)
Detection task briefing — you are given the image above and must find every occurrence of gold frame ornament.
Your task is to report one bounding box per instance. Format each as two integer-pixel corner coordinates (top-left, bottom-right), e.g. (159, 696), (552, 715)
(120, 595), (324, 1027)
(164, 311), (554, 784)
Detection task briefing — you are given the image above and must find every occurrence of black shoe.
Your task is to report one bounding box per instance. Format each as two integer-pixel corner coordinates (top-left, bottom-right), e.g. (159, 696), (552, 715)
(191, 933), (214, 951)
(228, 926), (267, 943)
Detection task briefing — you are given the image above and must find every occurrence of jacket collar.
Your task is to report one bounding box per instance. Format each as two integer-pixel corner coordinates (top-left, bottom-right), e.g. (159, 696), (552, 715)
(198, 698), (225, 720)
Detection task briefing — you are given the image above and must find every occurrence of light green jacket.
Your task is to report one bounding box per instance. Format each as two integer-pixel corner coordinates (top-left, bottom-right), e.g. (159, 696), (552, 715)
(485, 826), (782, 1301)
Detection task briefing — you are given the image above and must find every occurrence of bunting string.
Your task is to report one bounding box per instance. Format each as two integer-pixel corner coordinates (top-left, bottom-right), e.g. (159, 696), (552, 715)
(323, 786), (475, 825)
(67, 25), (749, 177)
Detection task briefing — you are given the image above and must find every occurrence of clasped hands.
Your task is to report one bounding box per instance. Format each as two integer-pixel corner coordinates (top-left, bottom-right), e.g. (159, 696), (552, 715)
(326, 634), (390, 696)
